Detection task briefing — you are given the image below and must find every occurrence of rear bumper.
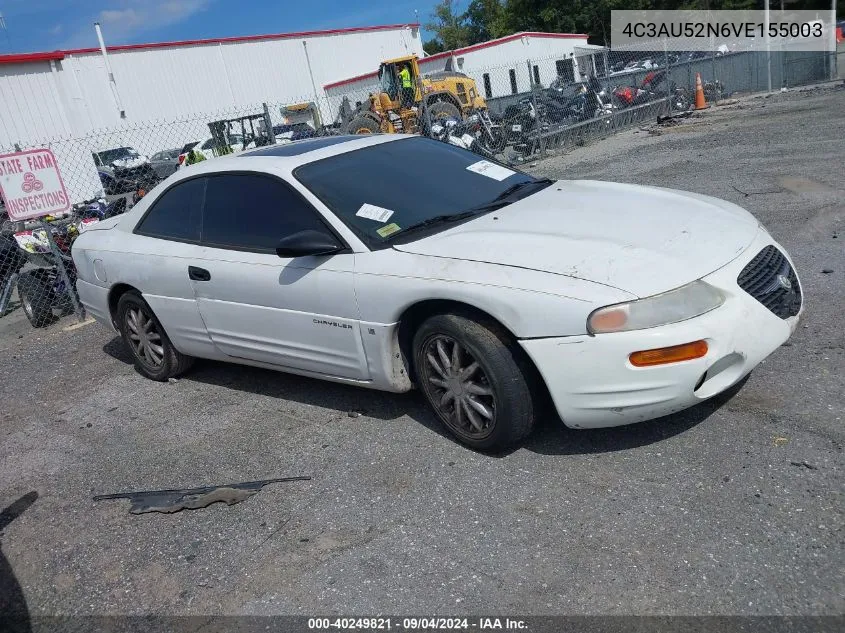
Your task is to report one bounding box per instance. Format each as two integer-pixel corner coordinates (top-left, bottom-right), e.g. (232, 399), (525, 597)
(520, 232), (802, 429)
(76, 279), (115, 330)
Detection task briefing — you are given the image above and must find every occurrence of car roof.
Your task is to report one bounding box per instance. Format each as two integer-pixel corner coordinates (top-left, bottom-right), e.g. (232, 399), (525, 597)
(165, 134), (411, 178)
(240, 133), (408, 162)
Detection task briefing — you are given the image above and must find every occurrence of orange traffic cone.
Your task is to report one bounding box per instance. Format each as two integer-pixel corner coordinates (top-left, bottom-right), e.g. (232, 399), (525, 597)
(694, 72), (707, 110)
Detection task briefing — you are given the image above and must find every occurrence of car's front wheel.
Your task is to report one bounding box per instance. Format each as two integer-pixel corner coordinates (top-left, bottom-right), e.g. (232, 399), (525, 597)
(413, 313), (535, 451)
(117, 291), (194, 381)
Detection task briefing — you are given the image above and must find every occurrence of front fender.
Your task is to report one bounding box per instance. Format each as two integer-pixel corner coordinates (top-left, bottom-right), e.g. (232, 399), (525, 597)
(354, 251), (634, 339)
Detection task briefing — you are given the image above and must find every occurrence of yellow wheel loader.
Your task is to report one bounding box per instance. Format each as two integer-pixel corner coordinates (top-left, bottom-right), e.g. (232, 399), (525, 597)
(344, 55), (488, 135)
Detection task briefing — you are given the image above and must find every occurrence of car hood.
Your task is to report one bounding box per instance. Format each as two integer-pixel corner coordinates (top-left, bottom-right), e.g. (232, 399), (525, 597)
(392, 180), (760, 297)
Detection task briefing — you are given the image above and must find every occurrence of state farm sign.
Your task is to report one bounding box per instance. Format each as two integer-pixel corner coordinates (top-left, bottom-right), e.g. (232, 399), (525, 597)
(0, 149), (70, 221)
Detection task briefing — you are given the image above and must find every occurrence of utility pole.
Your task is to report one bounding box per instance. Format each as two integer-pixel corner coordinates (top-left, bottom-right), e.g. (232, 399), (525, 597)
(765, 0), (772, 92)
(832, 0), (838, 80)
(94, 22), (126, 118)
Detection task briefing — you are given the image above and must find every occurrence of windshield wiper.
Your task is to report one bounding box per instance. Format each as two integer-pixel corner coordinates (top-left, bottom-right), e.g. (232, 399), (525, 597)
(384, 211), (477, 241)
(381, 179), (553, 243)
(467, 178), (554, 213)
(494, 178), (554, 202)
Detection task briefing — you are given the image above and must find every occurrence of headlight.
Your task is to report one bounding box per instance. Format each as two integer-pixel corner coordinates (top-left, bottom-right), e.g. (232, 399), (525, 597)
(587, 281), (724, 334)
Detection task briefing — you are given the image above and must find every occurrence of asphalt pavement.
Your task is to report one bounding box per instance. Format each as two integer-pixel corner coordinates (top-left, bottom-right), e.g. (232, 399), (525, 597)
(0, 84), (842, 619)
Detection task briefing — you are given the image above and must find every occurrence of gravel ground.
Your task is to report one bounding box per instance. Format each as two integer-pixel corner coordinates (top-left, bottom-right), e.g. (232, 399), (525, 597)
(0, 84), (843, 620)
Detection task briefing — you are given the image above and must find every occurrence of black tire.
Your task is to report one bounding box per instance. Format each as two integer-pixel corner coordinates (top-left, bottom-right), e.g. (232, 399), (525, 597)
(428, 100), (461, 121)
(672, 91), (691, 111)
(477, 128), (507, 155)
(17, 270), (54, 328)
(347, 116), (381, 135)
(117, 290), (194, 381)
(413, 313), (535, 451)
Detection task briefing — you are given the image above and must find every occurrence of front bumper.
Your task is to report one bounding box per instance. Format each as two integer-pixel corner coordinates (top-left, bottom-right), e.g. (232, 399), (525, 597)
(520, 231), (802, 429)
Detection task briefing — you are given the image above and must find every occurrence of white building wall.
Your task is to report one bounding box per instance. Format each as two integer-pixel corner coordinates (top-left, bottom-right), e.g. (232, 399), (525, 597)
(51, 26), (421, 136)
(424, 35), (591, 98)
(0, 61), (72, 145)
(323, 33), (591, 115)
(0, 24), (422, 202)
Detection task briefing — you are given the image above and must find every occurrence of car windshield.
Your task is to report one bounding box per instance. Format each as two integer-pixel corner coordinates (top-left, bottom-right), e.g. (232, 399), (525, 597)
(295, 137), (548, 249)
(98, 147), (139, 163)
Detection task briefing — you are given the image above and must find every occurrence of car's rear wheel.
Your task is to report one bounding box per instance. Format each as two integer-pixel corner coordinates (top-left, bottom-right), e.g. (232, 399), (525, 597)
(117, 291), (194, 381)
(413, 313), (535, 451)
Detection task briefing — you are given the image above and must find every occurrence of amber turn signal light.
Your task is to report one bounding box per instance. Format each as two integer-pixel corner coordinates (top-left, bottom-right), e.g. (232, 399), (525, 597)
(629, 340), (709, 367)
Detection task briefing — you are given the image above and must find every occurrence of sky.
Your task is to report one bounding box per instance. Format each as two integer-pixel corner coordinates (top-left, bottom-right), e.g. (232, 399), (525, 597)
(0, 0), (458, 54)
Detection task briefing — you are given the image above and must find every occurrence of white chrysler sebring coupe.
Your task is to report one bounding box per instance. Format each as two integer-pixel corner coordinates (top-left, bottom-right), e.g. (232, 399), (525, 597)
(72, 135), (802, 450)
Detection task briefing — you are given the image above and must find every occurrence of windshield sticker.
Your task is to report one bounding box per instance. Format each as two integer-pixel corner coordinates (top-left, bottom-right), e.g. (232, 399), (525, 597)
(376, 223), (401, 238)
(466, 160), (515, 181)
(356, 203), (394, 223)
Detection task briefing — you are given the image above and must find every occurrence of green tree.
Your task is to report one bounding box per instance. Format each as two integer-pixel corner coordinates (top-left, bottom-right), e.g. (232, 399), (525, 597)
(465, 0), (507, 43)
(423, 38), (446, 55)
(425, 0), (471, 51)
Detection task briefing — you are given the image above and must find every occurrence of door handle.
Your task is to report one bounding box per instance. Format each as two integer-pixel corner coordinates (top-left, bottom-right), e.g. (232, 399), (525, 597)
(188, 266), (211, 282)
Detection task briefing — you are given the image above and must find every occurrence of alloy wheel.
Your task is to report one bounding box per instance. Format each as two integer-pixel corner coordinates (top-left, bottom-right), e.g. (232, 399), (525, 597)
(421, 334), (496, 440)
(126, 306), (164, 368)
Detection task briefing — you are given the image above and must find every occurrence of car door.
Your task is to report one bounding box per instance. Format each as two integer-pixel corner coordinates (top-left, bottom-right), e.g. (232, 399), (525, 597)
(189, 172), (369, 380)
(131, 176), (217, 359)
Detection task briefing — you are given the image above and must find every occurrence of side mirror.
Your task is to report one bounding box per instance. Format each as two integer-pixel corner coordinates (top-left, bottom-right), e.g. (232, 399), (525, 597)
(276, 229), (342, 258)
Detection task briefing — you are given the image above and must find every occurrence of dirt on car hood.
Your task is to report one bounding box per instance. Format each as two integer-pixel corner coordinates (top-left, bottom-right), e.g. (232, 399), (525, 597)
(392, 179), (761, 297)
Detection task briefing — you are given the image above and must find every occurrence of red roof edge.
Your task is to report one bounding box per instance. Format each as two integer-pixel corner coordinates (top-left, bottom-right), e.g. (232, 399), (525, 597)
(325, 70), (381, 90)
(0, 51), (65, 65)
(0, 23), (419, 65)
(64, 23), (419, 56)
(323, 31), (588, 90)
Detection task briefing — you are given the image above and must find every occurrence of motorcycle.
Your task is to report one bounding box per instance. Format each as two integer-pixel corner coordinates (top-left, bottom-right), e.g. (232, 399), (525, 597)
(469, 110), (506, 156)
(499, 98), (543, 150)
(9, 196), (128, 327)
(498, 82), (615, 158)
(429, 111), (505, 159)
(640, 70), (692, 112)
(611, 82), (656, 109)
(546, 82), (614, 124)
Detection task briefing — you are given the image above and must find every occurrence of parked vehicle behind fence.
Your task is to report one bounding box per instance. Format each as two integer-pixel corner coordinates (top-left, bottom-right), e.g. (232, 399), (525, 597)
(149, 148), (182, 179)
(92, 147), (159, 191)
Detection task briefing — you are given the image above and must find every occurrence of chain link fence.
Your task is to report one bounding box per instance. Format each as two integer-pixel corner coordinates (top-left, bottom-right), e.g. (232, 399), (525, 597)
(0, 42), (837, 332)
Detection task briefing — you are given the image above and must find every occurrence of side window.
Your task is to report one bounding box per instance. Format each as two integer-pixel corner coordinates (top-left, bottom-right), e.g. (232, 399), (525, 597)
(135, 177), (204, 242)
(202, 173), (328, 252)
(456, 82), (468, 104)
(555, 58), (575, 84)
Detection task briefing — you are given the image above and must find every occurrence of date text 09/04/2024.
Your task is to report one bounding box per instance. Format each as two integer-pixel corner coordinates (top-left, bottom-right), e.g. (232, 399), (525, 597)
(307, 617), (528, 630)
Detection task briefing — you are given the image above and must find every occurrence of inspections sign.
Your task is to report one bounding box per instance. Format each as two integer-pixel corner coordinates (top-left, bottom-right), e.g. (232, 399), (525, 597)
(0, 148), (70, 221)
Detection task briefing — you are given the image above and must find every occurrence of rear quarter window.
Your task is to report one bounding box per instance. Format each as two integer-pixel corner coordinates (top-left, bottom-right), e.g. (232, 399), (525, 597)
(135, 177), (205, 243)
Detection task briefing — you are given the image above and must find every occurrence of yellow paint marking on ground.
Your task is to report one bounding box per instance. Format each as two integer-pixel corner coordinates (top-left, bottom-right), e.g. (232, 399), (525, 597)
(63, 318), (95, 332)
